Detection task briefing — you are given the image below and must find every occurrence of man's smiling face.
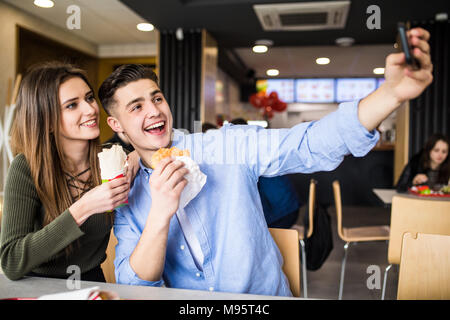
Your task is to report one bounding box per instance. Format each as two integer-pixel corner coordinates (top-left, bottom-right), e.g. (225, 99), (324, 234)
(107, 79), (173, 156)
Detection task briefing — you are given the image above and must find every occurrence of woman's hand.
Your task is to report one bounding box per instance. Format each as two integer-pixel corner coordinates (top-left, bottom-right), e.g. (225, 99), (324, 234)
(125, 151), (140, 185)
(69, 177), (129, 226)
(412, 173), (428, 186)
(147, 157), (188, 227)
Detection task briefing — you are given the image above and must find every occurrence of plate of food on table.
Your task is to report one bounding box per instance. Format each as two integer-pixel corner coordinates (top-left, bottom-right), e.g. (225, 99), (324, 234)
(409, 184), (450, 197)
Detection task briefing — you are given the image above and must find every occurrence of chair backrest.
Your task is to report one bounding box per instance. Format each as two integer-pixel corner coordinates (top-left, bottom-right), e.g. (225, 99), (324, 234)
(269, 227), (301, 297)
(332, 180), (345, 240)
(388, 195), (450, 264)
(306, 179), (317, 238)
(397, 232), (450, 300)
(100, 232), (118, 283)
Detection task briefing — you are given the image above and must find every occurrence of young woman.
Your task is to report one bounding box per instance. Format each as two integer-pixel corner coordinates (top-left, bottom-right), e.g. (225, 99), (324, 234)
(0, 62), (133, 282)
(396, 133), (450, 192)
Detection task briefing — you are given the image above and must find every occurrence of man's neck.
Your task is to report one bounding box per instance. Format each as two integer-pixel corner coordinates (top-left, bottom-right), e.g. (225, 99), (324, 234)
(140, 152), (153, 169)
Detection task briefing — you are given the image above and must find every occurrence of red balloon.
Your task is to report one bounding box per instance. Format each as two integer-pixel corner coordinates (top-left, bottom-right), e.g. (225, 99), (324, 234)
(263, 106), (274, 119)
(249, 93), (264, 109)
(269, 91), (278, 100)
(261, 96), (270, 108)
(271, 100), (282, 111)
(272, 100), (287, 112)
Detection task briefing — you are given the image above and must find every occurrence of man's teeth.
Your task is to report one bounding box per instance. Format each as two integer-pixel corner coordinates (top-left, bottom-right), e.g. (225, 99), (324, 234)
(145, 122), (165, 130)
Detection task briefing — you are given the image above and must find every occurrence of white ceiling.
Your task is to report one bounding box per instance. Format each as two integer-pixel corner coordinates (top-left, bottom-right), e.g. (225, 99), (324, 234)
(3, 0), (395, 78)
(235, 44), (396, 78)
(3, 0), (158, 45)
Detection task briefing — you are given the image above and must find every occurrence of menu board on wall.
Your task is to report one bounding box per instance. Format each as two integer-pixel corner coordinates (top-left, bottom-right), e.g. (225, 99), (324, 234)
(295, 78), (335, 103)
(336, 78), (377, 102)
(264, 79), (295, 103)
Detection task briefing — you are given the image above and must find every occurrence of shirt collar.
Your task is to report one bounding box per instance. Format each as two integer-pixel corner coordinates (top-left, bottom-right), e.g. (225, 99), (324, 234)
(139, 158), (152, 178)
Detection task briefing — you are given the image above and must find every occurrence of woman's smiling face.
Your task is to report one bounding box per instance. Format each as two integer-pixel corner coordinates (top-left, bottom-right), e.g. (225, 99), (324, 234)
(429, 139), (449, 168)
(58, 77), (100, 146)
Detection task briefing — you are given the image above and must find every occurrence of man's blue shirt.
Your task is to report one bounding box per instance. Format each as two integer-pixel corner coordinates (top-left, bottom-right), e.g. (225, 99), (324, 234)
(113, 100), (379, 296)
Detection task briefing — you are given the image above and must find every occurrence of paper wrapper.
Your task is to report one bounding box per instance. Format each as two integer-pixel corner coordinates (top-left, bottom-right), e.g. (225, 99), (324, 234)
(37, 286), (119, 300)
(175, 156), (207, 209)
(98, 144), (129, 211)
(98, 144), (128, 180)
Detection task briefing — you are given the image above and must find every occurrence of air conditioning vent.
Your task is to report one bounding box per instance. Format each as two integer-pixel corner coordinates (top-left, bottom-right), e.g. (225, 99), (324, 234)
(253, 1), (350, 31)
(262, 14), (274, 28)
(280, 12), (328, 26)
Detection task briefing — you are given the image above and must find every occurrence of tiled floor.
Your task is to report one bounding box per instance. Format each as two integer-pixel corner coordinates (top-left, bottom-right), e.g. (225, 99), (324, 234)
(296, 205), (399, 300)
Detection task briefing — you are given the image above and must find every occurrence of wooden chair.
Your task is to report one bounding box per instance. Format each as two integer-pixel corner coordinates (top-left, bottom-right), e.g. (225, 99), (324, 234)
(101, 232), (118, 283)
(291, 179), (317, 298)
(269, 227), (301, 297)
(332, 180), (390, 300)
(397, 232), (450, 300)
(381, 195), (450, 299)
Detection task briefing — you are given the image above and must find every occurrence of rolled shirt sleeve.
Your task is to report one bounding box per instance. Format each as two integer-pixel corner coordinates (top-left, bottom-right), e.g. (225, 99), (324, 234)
(113, 205), (165, 287)
(201, 99), (379, 179)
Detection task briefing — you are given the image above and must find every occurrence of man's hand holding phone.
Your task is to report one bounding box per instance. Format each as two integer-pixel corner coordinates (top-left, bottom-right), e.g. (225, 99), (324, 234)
(383, 26), (433, 104)
(358, 25), (433, 132)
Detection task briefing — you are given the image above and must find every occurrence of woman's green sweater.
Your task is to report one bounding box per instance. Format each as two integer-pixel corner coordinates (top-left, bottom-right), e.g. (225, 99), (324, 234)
(0, 154), (112, 280)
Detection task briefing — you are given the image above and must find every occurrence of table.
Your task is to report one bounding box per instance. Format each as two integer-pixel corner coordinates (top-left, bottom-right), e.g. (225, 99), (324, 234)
(0, 274), (301, 300)
(372, 188), (450, 206)
(373, 188), (399, 205)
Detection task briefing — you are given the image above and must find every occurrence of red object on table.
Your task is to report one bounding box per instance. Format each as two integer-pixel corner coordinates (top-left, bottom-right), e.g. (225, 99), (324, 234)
(408, 188), (450, 198)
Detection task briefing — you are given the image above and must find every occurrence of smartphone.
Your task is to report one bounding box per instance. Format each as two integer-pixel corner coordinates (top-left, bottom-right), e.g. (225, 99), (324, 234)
(397, 22), (420, 70)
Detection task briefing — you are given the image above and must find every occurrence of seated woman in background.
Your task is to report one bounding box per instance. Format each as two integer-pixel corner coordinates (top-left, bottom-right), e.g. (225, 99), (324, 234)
(0, 62), (133, 281)
(396, 133), (449, 192)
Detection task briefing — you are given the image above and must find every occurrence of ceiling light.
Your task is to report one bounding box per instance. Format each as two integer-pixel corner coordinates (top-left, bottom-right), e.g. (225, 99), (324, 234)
(34, 0), (54, 8)
(266, 69), (279, 76)
(435, 12), (448, 21)
(373, 67), (385, 75)
(316, 57), (330, 65)
(253, 45), (268, 53)
(335, 37), (355, 47)
(137, 23), (154, 32)
(255, 39), (274, 46)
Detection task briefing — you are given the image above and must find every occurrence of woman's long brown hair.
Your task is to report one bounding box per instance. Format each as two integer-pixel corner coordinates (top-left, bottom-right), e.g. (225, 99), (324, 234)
(10, 62), (103, 252)
(420, 133), (450, 184)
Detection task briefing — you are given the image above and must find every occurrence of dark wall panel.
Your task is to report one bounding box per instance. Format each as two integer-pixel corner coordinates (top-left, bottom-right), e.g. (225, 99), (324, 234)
(409, 21), (449, 156)
(288, 150), (394, 207)
(159, 29), (202, 132)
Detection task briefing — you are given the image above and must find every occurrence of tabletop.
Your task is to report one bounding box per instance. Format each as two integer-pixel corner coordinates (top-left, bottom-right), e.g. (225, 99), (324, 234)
(0, 274), (302, 300)
(372, 188), (399, 205)
(373, 188), (450, 206)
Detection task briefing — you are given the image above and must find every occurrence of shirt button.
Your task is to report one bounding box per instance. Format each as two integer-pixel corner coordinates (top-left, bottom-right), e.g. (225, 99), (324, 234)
(180, 245), (185, 250)
(209, 287), (214, 291)
(196, 272), (201, 277)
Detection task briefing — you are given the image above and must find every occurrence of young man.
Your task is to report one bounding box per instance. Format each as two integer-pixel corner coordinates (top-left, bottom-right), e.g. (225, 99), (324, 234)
(99, 27), (432, 296)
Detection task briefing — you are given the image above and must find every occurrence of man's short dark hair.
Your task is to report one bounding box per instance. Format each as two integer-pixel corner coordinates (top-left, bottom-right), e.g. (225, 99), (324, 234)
(98, 64), (159, 115)
(230, 118), (248, 125)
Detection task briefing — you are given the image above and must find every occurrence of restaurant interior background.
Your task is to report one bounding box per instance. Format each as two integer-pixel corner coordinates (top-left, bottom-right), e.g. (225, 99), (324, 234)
(0, 0), (448, 299)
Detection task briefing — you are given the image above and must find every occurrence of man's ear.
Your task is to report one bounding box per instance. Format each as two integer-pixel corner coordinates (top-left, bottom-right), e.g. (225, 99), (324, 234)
(107, 116), (124, 133)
